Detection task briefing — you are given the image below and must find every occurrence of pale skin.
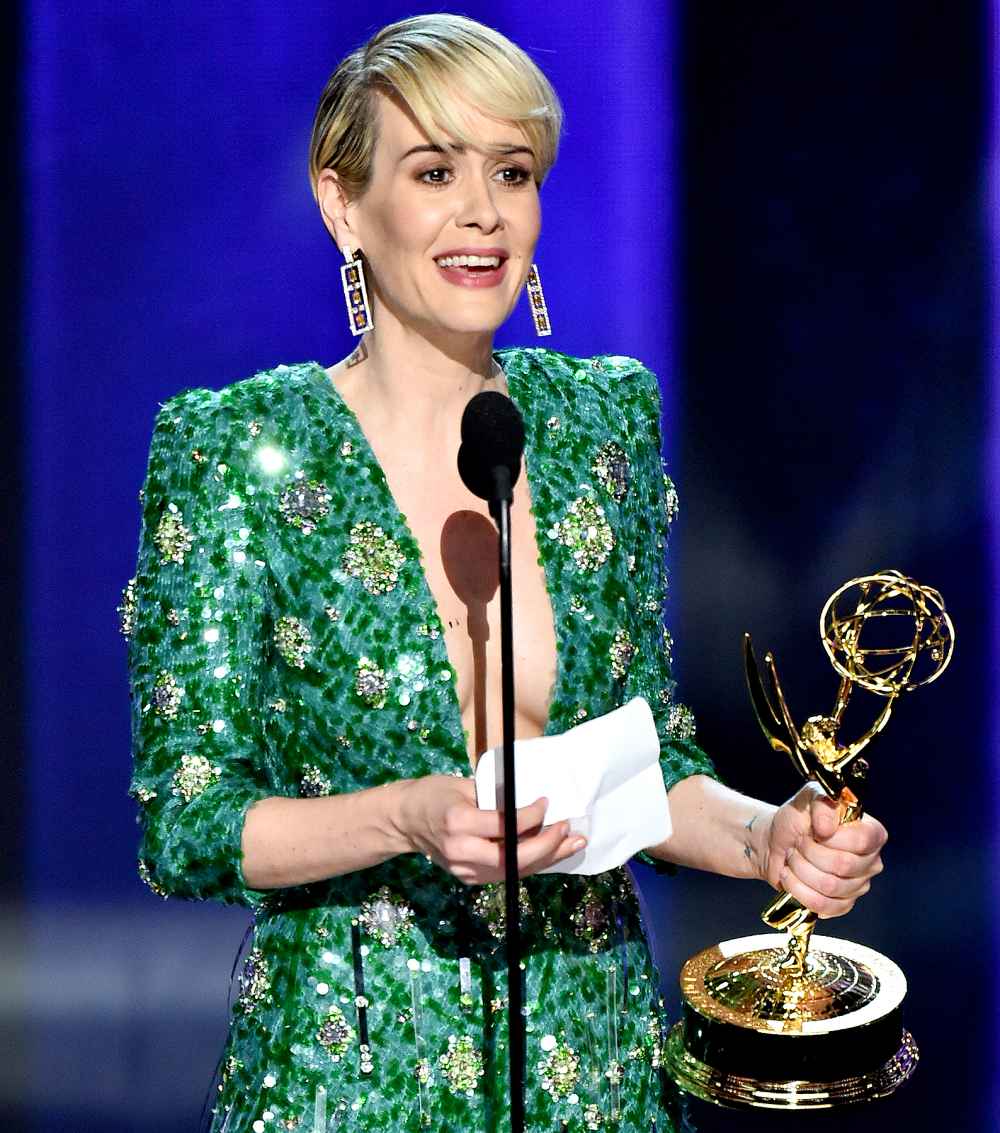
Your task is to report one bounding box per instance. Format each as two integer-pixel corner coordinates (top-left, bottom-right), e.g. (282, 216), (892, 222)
(242, 90), (887, 917)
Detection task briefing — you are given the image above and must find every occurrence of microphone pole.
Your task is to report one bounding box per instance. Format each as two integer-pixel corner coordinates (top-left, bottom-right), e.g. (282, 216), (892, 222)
(457, 392), (526, 1133)
(493, 466), (524, 1133)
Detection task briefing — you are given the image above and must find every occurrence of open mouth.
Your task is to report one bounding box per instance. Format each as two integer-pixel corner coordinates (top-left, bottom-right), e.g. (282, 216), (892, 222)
(433, 254), (506, 272)
(433, 253), (508, 287)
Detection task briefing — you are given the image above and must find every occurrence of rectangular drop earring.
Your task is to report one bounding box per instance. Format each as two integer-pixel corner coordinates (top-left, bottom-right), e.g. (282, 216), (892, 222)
(526, 262), (552, 336)
(341, 245), (374, 335)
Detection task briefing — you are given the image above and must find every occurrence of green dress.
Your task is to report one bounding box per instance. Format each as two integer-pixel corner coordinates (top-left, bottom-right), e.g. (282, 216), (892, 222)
(123, 346), (717, 1132)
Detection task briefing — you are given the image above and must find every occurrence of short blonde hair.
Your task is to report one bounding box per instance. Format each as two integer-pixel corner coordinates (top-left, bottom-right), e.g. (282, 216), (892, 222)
(308, 13), (563, 203)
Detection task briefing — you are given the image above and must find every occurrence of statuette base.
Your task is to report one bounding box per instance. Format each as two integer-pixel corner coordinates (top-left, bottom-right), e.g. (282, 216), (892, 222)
(664, 933), (918, 1109)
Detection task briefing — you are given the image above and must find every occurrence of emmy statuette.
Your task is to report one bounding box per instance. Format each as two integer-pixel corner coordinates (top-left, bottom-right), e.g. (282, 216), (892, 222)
(664, 571), (954, 1109)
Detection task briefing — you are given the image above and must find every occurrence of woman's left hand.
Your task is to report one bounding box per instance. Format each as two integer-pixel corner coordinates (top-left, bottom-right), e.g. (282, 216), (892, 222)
(763, 783), (887, 919)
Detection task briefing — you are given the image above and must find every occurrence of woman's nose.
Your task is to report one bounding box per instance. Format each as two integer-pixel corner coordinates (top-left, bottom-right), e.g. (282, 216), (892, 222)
(455, 175), (502, 232)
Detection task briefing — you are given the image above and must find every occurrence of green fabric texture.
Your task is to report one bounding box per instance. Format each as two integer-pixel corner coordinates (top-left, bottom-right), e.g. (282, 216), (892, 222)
(124, 346), (717, 1132)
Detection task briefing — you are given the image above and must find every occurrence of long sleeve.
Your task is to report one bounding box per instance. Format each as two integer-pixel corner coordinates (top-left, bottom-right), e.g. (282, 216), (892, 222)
(124, 387), (274, 907)
(617, 360), (721, 873)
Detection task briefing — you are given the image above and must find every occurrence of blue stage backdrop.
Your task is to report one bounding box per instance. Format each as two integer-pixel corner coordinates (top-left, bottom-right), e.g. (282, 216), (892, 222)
(17, 3), (997, 1131)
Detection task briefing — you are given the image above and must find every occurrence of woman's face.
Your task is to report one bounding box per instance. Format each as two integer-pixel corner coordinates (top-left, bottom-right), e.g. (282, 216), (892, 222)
(321, 90), (542, 340)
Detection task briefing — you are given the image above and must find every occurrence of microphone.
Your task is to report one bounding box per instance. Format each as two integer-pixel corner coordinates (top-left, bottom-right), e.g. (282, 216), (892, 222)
(456, 388), (527, 1124)
(457, 391), (525, 521)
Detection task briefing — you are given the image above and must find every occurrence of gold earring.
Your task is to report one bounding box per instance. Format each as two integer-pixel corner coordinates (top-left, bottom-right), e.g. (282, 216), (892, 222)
(526, 263), (551, 336)
(341, 245), (374, 335)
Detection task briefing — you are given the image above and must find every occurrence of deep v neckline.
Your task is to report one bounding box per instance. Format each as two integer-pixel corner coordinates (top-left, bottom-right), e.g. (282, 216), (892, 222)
(305, 349), (567, 766)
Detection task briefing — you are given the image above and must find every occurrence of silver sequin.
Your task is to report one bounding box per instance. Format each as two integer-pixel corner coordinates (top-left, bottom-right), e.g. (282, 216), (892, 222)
(171, 753), (222, 802)
(151, 671), (184, 718)
(278, 476), (331, 534)
(356, 886), (414, 947)
(317, 1004), (355, 1060)
(609, 628), (636, 681)
(548, 494), (614, 571)
(341, 522), (406, 595)
(355, 657), (388, 708)
(438, 1034), (484, 1095)
(274, 616), (312, 669)
(300, 765), (332, 798)
(154, 504), (193, 565)
(592, 441), (630, 502)
(117, 577), (137, 639)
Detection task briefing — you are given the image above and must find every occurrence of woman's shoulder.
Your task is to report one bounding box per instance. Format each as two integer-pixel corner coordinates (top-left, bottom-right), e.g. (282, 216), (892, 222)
(501, 345), (662, 435)
(154, 360), (322, 425)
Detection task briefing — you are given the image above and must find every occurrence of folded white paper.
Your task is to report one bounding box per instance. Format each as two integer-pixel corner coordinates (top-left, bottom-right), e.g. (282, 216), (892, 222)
(473, 697), (671, 875)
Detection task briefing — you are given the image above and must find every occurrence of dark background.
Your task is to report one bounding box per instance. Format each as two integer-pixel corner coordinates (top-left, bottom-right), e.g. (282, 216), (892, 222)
(653, 4), (994, 1131)
(6, 3), (996, 1130)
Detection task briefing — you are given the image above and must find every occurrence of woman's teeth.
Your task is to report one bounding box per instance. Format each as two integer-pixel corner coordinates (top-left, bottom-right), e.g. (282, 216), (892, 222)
(435, 254), (502, 268)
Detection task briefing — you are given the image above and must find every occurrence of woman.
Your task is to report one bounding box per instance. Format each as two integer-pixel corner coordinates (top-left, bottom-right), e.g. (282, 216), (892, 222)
(123, 14), (886, 1132)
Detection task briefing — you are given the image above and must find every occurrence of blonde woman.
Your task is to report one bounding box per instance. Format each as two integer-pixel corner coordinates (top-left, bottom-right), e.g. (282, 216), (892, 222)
(124, 14), (886, 1132)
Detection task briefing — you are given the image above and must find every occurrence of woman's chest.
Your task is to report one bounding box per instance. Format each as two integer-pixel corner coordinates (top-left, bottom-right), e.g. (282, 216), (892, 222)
(390, 473), (559, 769)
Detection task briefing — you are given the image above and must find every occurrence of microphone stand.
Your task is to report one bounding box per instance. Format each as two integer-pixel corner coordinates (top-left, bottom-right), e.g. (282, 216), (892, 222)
(489, 466), (525, 1133)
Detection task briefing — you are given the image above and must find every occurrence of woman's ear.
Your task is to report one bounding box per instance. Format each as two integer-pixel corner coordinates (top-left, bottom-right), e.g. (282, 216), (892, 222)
(317, 170), (359, 252)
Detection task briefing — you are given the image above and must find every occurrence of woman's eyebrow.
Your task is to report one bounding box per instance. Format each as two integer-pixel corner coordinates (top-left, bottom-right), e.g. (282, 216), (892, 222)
(398, 143), (535, 162)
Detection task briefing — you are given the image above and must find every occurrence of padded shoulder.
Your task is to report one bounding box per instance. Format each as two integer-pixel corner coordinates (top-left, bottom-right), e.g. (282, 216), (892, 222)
(153, 361), (320, 434)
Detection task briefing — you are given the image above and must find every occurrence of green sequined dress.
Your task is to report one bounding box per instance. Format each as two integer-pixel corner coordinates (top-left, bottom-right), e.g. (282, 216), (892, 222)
(124, 346), (717, 1132)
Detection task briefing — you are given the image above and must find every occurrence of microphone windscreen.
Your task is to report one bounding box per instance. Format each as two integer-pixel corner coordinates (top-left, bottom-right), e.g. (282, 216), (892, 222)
(458, 391), (525, 501)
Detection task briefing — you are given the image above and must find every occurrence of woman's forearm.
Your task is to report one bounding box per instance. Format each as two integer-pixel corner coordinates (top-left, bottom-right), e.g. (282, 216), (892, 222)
(646, 774), (777, 882)
(241, 779), (416, 889)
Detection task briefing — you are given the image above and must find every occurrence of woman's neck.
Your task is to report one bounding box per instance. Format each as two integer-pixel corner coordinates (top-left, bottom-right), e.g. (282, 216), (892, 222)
(328, 322), (505, 437)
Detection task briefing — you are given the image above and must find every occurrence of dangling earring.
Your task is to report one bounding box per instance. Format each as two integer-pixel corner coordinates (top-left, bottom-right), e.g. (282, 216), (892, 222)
(526, 263), (551, 337)
(341, 245), (374, 335)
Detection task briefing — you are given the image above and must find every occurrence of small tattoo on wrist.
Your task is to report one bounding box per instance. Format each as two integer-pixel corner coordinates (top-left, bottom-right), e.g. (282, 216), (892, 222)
(743, 814), (759, 861)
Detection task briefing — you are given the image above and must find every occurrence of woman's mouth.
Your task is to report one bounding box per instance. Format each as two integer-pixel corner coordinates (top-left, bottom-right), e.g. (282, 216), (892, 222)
(433, 253), (508, 288)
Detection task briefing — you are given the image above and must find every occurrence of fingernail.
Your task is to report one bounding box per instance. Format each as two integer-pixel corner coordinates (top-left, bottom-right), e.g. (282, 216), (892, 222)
(570, 838), (586, 852)
(785, 846), (794, 865)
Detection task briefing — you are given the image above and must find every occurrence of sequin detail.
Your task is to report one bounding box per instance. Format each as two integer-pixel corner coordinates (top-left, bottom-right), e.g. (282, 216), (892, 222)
(130, 782), (157, 805)
(137, 858), (166, 897)
(274, 616), (312, 669)
(317, 1004), (355, 1059)
(238, 948), (272, 1015)
(663, 473), (679, 523)
(151, 671), (183, 718)
(570, 884), (612, 953)
(341, 522), (406, 595)
(537, 1036), (580, 1099)
(548, 494), (614, 571)
(609, 628), (636, 681)
(125, 350), (720, 1132)
(154, 504), (193, 564)
(584, 1103), (604, 1128)
(470, 881), (530, 940)
(171, 753), (222, 802)
(278, 476), (331, 534)
(666, 703), (696, 740)
(355, 657), (388, 708)
(592, 441), (630, 502)
(300, 765), (332, 798)
(118, 577), (137, 639)
(438, 1034), (484, 1095)
(357, 886), (414, 947)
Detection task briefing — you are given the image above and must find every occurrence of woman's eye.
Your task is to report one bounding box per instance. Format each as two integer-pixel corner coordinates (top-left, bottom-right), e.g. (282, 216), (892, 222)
(496, 165), (532, 186)
(418, 167), (452, 184)
(417, 165), (532, 187)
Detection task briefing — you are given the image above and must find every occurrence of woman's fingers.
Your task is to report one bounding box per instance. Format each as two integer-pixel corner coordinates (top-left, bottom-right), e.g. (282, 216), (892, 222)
(517, 824), (586, 877)
(779, 861), (869, 919)
(793, 834), (884, 881)
(785, 845), (881, 902)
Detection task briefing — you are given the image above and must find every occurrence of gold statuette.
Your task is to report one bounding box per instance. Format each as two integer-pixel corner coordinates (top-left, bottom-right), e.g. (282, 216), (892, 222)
(664, 570), (954, 1109)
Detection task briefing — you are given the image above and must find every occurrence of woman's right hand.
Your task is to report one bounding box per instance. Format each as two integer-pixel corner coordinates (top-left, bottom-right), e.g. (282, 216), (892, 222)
(396, 774), (586, 885)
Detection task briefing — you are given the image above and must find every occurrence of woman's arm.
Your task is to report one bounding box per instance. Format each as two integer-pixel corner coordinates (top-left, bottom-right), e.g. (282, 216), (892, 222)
(127, 389), (278, 907)
(647, 773), (887, 918)
(241, 774), (586, 889)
